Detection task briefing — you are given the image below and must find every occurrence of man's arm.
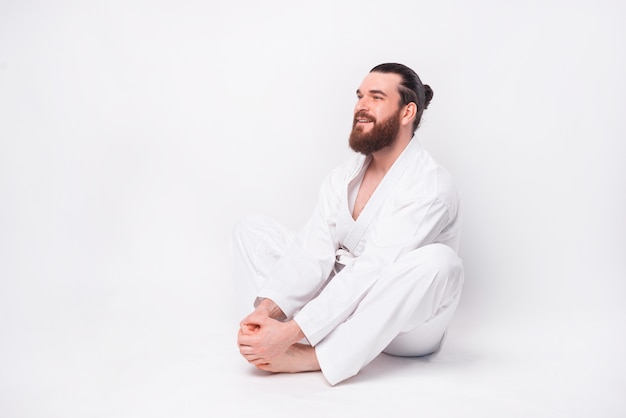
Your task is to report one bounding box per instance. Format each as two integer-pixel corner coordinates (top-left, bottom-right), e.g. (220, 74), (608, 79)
(254, 168), (344, 319)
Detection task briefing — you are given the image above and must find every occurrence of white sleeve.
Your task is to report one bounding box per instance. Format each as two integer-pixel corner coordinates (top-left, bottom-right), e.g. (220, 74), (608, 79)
(256, 169), (343, 319)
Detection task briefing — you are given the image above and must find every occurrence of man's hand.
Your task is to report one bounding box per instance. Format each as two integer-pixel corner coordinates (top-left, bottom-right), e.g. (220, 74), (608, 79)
(237, 301), (304, 366)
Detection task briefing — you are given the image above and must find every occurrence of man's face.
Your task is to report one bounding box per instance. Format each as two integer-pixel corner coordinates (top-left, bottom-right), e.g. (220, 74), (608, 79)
(349, 72), (403, 155)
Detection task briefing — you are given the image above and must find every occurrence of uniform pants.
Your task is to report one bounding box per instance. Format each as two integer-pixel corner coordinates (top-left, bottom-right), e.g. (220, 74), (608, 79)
(231, 215), (464, 385)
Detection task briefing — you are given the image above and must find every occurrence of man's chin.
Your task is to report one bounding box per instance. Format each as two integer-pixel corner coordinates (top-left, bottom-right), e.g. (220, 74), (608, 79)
(349, 140), (373, 155)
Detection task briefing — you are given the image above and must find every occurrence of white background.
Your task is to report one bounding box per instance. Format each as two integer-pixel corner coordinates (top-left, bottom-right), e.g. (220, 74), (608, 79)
(1, 1), (625, 417)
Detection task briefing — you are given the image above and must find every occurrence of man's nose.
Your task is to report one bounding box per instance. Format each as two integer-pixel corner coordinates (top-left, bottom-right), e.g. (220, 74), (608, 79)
(355, 97), (369, 112)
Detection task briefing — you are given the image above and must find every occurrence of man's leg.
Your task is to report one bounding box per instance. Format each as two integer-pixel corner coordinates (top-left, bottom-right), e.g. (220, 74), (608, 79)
(313, 244), (464, 385)
(232, 216), (320, 372)
(382, 288), (460, 357)
(230, 215), (294, 320)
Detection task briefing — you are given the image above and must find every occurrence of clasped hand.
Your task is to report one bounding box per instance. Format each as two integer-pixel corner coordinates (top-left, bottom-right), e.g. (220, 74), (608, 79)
(237, 311), (303, 365)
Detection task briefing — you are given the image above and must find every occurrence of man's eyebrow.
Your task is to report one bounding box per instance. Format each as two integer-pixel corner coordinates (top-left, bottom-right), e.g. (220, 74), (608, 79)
(356, 89), (388, 96)
(369, 89), (387, 96)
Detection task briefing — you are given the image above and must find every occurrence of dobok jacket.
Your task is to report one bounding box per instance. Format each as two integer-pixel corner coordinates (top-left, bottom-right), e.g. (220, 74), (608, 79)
(257, 138), (462, 346)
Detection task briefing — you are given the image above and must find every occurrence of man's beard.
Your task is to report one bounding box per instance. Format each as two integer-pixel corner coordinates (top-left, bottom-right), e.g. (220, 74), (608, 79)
(349, 109), (401, 155)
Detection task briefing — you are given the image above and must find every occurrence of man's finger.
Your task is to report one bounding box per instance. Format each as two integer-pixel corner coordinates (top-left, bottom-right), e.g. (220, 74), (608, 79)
(240, 323), (259, 335)
(251, 359), (270, 367)
(239, 345), (256, 356)
(237, 333), (256, 347)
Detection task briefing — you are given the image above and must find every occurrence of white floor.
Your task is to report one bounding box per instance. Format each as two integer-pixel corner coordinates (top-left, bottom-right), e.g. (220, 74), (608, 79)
(2, 290), (624, 418)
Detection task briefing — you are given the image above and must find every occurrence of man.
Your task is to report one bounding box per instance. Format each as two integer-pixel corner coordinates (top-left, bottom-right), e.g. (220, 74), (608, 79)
(232, 63), (464, 386)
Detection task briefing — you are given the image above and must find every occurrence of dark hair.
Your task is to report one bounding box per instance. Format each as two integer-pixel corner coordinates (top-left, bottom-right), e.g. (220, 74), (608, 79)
(370, 63), (433, 133)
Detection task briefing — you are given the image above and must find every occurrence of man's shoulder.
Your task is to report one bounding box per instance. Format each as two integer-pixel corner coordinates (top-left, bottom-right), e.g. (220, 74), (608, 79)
(404, 147), (460, 202)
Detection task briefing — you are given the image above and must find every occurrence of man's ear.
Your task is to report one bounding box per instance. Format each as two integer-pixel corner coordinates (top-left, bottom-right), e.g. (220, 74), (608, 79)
(401, 102), (417, 126)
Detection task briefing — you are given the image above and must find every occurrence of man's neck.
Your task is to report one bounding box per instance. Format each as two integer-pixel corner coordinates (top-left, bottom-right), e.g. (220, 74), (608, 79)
(369, 134), (412, 174)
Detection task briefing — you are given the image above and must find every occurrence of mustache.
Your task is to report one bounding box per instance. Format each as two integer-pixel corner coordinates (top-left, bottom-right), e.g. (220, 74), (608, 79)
(354, 111), (376, 123)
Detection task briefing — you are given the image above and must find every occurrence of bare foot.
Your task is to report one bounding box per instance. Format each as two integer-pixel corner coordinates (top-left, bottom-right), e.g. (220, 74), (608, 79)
(256, 343), (321, 374)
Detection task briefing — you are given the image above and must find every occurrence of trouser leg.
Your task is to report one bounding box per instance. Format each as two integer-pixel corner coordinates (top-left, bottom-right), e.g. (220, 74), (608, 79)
(382, 282), (461, 357)
(230, 215), (294, 320)
(314, 244), (464, 385)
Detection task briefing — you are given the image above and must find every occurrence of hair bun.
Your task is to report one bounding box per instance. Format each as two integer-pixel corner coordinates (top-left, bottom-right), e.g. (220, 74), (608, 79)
(423, 84), (433, 109)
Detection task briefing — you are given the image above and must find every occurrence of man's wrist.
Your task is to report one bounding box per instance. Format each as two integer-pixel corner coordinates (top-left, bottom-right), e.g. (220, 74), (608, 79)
(256, 298), (286, 320)
(286, 319), (305, 343)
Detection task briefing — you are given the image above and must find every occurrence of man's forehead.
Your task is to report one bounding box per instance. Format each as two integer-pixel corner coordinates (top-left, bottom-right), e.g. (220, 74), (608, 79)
(358, 72), (402, 95)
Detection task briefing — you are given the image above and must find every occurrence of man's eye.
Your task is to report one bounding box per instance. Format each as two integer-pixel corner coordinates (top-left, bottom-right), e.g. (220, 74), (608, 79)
(373, 96), (382, 100)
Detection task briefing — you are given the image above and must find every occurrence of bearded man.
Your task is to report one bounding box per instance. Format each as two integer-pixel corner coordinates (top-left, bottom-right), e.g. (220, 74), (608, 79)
(232, 63), (464, 386)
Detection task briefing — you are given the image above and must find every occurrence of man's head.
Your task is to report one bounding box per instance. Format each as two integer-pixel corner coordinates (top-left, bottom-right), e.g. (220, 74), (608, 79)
(349, 63), (433, 155)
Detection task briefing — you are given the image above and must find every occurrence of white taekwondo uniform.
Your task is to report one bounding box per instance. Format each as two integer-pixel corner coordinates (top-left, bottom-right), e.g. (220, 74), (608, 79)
(231, 138), (464, 385)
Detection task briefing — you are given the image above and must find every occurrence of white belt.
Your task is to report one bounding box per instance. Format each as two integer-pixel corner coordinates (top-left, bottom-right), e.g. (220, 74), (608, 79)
(334, 246), (356, 274)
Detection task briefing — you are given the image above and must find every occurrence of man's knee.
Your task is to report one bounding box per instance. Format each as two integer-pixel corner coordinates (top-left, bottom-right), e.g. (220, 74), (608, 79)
(232, 215), (264, 241)
(420, 243), (463, 279)
(381, 244), (464, 295)
(406, 244), (464, 294)
(231, 215), (275, 252)
(231, 215), (294, 269)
